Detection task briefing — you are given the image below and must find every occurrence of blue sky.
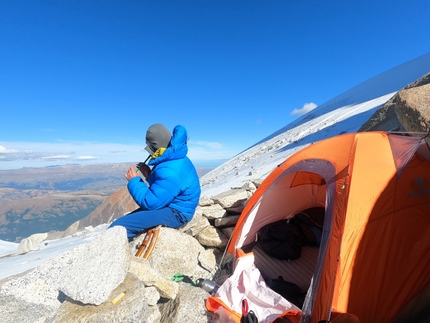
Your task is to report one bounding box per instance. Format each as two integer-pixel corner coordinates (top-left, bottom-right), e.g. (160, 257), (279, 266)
(1, 0), (430, 170)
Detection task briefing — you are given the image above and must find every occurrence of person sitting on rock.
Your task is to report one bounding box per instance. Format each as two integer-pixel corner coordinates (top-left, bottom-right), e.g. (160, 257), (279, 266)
(109, 123), (201, 240)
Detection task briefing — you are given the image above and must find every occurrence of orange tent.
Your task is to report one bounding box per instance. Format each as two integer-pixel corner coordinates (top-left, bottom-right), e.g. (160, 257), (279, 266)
(208, 132), (430, 323)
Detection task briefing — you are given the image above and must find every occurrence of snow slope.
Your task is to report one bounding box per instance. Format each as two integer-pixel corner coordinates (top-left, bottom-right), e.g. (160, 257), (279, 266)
(199, 52), (430, 197)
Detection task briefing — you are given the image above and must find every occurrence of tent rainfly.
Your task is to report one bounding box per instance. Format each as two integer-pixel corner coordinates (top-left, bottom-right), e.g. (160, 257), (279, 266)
(207, 131), (430, 323)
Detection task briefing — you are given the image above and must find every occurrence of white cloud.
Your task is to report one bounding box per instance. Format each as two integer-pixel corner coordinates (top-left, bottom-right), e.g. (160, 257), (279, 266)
(0, 146), (19, 154)
(190, 140), (224, 150)
(0, 142), (118, 168)
(76, 156), (99, 160)
(41, 155), (71, 160)
(0, 145), (56, 161)
(291, 102), (318, 116)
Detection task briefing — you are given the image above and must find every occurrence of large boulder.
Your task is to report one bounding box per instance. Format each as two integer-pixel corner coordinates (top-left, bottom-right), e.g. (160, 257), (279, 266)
(18, 232), (48, 253)
(0, 226), (129, 322)
(359, 72), (430, 136)
(59, 226), (130, 305)
(143, 227), (212, 281)
(395, 83), (430, 137)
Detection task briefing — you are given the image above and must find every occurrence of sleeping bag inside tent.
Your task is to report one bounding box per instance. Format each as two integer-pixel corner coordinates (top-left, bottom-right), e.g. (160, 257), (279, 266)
(206, 131), (430, 323)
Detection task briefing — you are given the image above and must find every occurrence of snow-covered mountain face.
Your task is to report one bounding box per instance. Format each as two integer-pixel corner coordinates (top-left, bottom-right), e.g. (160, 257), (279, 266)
(200, 52), (430, 198)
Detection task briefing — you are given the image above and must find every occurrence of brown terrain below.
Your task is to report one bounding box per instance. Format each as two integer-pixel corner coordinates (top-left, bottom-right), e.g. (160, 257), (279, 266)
(0, 163), (214, 242)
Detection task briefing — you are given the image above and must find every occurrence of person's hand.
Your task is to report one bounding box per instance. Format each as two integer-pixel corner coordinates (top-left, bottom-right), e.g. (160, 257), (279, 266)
(136, 162), (151, 179)
(124, 165), (140, 181)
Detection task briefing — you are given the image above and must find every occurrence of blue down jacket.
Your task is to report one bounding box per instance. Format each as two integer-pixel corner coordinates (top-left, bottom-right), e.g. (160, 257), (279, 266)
(127, 125), (201, 222)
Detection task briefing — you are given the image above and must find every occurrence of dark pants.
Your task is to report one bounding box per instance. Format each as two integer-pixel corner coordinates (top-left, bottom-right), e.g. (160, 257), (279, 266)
(108, 207), (186, 241)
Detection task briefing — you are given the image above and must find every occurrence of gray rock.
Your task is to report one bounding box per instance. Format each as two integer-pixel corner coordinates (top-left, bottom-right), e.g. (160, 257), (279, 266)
(212, 188), (248, 208)
(53, 273), (148, 323)
(198, 248), (217, 273)
(199, 195), (214, 206)
(184, 216), (211, 236)
(214, 215), (240, 228)
(18, 233), (48, 254)
(395, 83), (430, 139)
(359, 71), (430, 134)
(225, 204), (246, 214)
(178, 207), (203, 234)
(159, 283), (220, 323)
(201, 204), (227, 219)
(146, 227), (210, 281)
(129, 258), (179, 300)
(195, 226), (229, 248)
(358, 93), (404, 132)
(241, 181), (257, 192)
(59, 226), (129, 305)
(0, 257), (68, 311)
(0, 225), (129, 318)
(146, 306), (162, 323)
(0, 293), (53, 323)
(251, 178), (264, 188)
(143, 286), (160, 306)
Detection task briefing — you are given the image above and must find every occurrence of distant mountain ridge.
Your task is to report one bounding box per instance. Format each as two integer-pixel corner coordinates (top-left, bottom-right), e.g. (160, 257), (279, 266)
(0, 163), (130, 191)
(0, 193), (104, 242)
(62, 187), (137, 238)
(0, 163), (130, 242)
(0, 163), (214, 242)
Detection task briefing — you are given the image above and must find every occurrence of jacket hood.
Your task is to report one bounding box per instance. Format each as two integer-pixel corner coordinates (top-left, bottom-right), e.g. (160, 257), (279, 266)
(148, 125), (188, 166)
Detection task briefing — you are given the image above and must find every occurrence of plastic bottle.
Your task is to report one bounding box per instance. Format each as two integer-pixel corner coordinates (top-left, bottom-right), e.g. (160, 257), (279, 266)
(196, 278), (219, 295)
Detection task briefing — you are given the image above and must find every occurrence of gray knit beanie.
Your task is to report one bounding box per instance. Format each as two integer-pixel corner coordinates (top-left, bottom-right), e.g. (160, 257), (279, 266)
(144, 124), (172, 155)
